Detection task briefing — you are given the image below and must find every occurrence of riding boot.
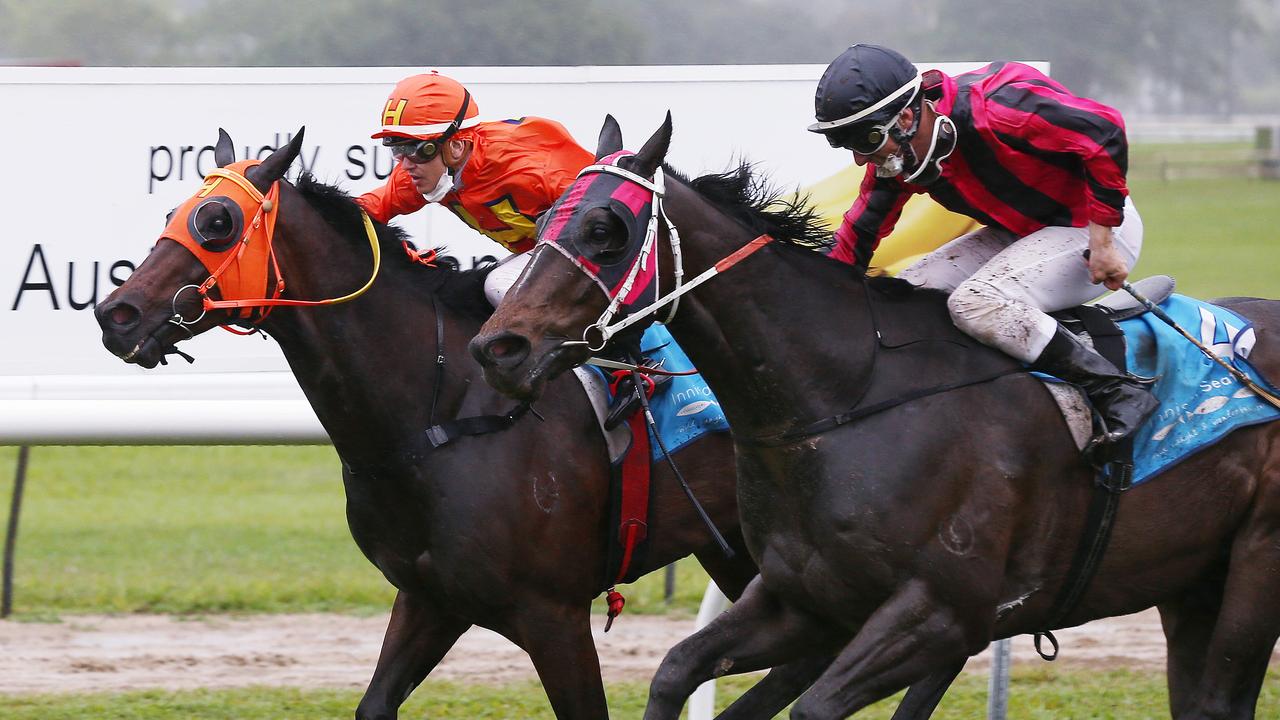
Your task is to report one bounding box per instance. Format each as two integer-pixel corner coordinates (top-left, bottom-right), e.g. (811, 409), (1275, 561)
(1031, 326), (1159, 445)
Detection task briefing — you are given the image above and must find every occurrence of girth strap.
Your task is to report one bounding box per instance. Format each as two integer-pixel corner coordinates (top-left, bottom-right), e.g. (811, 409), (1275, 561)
(1035, 306), (1135, 660)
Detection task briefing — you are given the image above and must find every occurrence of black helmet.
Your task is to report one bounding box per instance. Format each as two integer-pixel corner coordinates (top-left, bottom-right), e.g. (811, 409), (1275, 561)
(809, 44), (921, 136)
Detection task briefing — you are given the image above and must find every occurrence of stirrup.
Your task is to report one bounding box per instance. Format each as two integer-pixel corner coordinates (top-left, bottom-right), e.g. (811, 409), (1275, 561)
(605, 368), (671, 430)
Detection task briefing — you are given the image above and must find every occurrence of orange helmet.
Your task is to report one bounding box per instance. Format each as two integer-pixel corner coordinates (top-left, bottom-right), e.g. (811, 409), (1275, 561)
(371, 71), (481, 142)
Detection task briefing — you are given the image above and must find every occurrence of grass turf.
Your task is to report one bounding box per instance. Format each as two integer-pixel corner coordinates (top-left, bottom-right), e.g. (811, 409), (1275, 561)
(2, 668), (1278, 719)
(0, 443), (714, 617)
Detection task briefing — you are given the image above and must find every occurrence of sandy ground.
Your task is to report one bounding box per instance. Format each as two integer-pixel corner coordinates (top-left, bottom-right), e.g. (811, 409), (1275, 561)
(2, 607), (1250, 695)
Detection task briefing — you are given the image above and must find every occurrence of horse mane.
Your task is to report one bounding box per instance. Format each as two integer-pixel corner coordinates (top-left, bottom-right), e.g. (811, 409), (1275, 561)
(667, 163), (920, 298)
(293, 173), (495, 317)
(668, 161), (832, 251)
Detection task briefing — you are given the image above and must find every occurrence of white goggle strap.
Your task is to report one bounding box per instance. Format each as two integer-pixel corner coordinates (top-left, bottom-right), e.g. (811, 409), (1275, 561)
(808, 71), (923, 132)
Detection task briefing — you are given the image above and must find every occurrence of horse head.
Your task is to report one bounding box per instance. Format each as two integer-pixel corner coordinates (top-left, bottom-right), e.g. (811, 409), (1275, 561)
(470, 114), (679, 401)
(96, 129), (304, 367)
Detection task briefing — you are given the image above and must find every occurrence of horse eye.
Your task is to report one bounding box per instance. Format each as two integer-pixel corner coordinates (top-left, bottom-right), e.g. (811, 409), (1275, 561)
(196, 203), (235, 241)
(190, 200), (243, 252)
(579, 222), (629, 266)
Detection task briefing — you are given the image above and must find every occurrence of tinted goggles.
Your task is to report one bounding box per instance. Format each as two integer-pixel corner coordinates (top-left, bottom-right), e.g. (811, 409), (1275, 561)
(824, 115), (897, 155)
(386, 137), (444, 163)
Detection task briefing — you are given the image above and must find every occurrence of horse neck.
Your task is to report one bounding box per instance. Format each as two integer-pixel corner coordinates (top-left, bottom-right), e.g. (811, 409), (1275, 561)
(258, 191), (484, 465)
(660, 182), (877, 439)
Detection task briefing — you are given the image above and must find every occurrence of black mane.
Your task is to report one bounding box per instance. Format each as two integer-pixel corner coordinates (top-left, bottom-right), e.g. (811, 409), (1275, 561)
(292, 173), (494, 316)
(295, 172), (411, 249)
(671, 162), (832, 251)
(672, 163), (916, 296)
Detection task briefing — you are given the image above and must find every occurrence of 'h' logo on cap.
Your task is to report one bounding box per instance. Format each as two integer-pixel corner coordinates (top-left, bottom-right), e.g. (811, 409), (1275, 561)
(382, 98), (408, 127)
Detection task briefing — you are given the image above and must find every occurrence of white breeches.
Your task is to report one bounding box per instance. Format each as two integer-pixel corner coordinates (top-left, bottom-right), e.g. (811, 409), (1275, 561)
(898, 198), (1144, 362)
(482, 251), (533, 307)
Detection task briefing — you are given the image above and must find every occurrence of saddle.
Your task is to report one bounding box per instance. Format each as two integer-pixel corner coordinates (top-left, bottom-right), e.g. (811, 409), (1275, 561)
(1090, 275), (1176, 321)
(1051, 274), (1176, 458)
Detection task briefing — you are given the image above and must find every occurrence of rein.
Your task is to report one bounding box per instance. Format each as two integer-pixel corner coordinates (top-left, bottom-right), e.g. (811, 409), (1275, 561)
(164, 163), (382, 333)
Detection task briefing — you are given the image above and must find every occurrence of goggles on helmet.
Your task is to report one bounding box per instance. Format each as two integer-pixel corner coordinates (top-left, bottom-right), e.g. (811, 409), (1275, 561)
(385, 137), (444, 163)
(823, 115), (899, 155)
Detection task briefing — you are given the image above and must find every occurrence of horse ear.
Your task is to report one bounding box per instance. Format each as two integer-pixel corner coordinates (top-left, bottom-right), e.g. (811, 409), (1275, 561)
(214, 128), (235, 167)
(595, 114), (623, 160)
(629, 111), (672, 178)
(249, 126), (305, 192)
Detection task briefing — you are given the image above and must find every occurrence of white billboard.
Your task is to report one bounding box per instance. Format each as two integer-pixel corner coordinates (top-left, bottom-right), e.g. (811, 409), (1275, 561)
(0, 63), (1007, 441)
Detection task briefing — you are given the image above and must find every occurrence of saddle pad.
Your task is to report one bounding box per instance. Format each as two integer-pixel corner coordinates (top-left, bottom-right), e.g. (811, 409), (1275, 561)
(636, 325), (730, 459)
(573, 366), (633, 465)
(1119, 294), (1280, 485)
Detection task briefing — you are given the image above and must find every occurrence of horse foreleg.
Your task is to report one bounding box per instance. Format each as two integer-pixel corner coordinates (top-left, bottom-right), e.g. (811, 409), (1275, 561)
(511, 600), (609, 720)
(712, 656), (962, 720)
(644, 576), (838, 720)
(715, 653), (838, 720)
(356, 590), (471, 720)
(789, 579), (987, 720)
(889, 660), (967, 720)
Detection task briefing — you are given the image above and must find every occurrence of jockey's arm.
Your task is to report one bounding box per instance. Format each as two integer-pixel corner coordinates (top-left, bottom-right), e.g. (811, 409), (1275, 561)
(355, 163), (428, 224)
(1087, 221), (1129, 291)
(831, 167), (911, 273)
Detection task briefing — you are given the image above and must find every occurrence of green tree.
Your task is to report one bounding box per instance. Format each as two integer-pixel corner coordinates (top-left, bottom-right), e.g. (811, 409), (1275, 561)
(187, 0), (645, 66)
(0, 0), (179, 64)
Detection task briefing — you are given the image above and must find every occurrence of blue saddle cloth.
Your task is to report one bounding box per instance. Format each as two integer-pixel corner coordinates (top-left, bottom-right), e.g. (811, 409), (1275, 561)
(1118, 294), (1280, 485)
(599, 325), (729, 460)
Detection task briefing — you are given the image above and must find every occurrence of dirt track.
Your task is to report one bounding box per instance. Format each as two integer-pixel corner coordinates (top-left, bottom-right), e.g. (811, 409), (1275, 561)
(3, 608), (1248, 695)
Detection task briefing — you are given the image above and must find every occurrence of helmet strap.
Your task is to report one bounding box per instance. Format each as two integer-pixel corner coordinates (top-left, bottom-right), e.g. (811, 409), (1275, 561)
(433, 89), (472, 146)
(902, 108), (957, 185)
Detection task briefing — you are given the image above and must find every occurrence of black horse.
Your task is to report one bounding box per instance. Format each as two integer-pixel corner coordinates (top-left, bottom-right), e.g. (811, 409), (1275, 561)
(94, 130), (764, 720)
(472, 115), (1280, 719)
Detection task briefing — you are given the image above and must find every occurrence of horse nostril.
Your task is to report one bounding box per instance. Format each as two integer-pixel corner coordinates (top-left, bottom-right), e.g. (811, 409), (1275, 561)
(102, 302), (141, 331)
(471, 332), (530, 368)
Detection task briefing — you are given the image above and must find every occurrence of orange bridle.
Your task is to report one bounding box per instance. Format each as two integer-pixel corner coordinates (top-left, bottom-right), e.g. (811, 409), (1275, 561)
(158, 160), (381, 333)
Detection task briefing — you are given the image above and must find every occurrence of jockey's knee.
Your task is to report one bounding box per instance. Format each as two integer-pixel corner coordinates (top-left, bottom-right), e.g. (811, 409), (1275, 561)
(947, 278), (1057, 362)
(946, 279), (1011, 337)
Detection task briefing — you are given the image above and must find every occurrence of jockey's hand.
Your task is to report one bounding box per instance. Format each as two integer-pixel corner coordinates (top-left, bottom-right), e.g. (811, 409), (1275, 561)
(1086, 222), (1129, 291)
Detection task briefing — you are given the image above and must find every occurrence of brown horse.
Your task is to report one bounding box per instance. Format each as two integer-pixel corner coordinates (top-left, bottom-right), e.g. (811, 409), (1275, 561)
(93, 129), (763, 720)
(471, 115), (1280, 719)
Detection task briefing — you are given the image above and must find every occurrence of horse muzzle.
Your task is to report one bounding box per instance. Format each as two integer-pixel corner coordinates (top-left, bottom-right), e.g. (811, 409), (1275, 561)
(96, 296), (177, 369)
(470, 330), (582, 402)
